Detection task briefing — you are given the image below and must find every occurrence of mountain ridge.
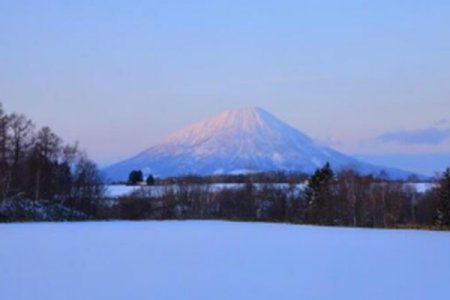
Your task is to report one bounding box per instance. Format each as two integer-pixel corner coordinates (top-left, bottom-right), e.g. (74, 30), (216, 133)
(103, 107), (415, 180)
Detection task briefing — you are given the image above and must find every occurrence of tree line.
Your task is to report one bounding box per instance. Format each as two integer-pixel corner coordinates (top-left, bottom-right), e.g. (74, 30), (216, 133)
(0, 102), (103, 221)
(300, 163), (449, 228)
(123, 170), (308, 186)
(105, 164), (449, 230)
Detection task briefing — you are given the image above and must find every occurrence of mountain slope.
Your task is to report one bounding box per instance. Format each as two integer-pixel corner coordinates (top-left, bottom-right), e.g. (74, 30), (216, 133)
(103, 107), (413, 180)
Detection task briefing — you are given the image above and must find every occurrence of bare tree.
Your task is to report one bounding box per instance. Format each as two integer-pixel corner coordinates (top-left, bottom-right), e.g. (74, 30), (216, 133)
(8, 113), (35, 166)
(0, 104), (11, 200)
(7, 113), (35, 195)
(32, 126), (62, 200)
(71, 153), (105, 215)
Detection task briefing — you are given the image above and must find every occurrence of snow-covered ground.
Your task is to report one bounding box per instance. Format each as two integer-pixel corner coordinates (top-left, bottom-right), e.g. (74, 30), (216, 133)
(105, 184), (142, 197)
(105, 183), (306, 197)
(407, 182), (435, 193)
(1, 221), (449, 300)
(105, 182), (433, 198)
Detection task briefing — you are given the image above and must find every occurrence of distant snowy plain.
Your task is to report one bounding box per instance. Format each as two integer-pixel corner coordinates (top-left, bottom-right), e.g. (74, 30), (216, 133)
(105, 183), (306, 198)
(1, 221), (449, 300)
(105, 182), (433, 198)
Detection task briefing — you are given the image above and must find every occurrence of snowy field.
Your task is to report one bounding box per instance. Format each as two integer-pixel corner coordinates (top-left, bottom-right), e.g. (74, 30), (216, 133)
(105, 183), (306, 198)
(1, 221), (449, 300)
(105, 182), (433, 198)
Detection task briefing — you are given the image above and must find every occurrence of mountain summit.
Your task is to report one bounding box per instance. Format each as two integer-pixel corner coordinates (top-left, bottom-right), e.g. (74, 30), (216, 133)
(103, 107), (411, 180)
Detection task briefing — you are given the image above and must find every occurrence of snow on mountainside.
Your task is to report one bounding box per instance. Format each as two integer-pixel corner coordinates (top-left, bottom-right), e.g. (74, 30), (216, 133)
(103, 107), (414, 180)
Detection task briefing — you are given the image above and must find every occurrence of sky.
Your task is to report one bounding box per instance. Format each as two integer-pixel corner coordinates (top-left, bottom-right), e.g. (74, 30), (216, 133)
(1, 0), (450, 172)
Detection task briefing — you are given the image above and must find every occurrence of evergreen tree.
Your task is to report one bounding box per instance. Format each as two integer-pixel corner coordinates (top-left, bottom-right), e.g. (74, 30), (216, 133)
(436, 168), (450, 227)
(146, 174), (155, 186)
(302, 162), (334, 225)
(128, 170), (143, 185)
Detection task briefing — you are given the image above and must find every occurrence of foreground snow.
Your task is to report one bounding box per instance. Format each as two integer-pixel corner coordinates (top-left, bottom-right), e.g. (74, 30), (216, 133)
(1, 221), (449, 300)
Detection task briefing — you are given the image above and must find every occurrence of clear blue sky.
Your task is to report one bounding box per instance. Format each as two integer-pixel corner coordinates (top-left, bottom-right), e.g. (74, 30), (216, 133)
(1, 0), (450, 168)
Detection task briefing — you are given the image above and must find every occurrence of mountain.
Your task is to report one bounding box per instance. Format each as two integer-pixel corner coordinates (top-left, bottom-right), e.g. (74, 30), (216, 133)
(103, 107), (415, 181)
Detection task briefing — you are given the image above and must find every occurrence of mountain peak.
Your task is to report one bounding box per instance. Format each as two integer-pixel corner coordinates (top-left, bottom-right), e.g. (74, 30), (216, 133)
(161, 106), (310, 147)
(211, 106), (277, 129)
(195, 106), (270, 126)
(103, 108), (413, 180)
(219, 106), (268, 118)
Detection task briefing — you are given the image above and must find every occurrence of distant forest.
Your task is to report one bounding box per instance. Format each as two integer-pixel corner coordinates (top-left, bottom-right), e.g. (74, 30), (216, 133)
(0, 102), (449, 230)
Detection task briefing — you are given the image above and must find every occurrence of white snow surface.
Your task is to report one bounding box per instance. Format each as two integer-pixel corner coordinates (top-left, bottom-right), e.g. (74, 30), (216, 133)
(105, 183), (305, 198)
(1, 221), (449, 300)
(105, 182), (432, 198)
(103, 107), (413, 181)
(105, 184), (142, 197)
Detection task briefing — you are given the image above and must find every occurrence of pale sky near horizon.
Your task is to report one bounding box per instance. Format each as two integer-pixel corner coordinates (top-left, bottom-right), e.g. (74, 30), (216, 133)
(1, 0), (450, 167)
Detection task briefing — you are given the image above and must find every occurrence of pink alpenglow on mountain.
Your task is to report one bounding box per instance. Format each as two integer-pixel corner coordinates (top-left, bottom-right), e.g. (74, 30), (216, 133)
(103, 107), (413, 180)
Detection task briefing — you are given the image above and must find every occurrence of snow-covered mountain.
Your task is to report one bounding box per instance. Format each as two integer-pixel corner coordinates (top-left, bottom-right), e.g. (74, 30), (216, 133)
(103, 107), (413, 180)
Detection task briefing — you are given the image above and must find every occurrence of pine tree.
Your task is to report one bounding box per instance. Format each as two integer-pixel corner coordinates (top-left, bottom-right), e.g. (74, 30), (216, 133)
(146, 174), (155, 186)
(436, 168), (450, 227)
(128, 170), (143, 185)
(303, 163), (334, 225)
